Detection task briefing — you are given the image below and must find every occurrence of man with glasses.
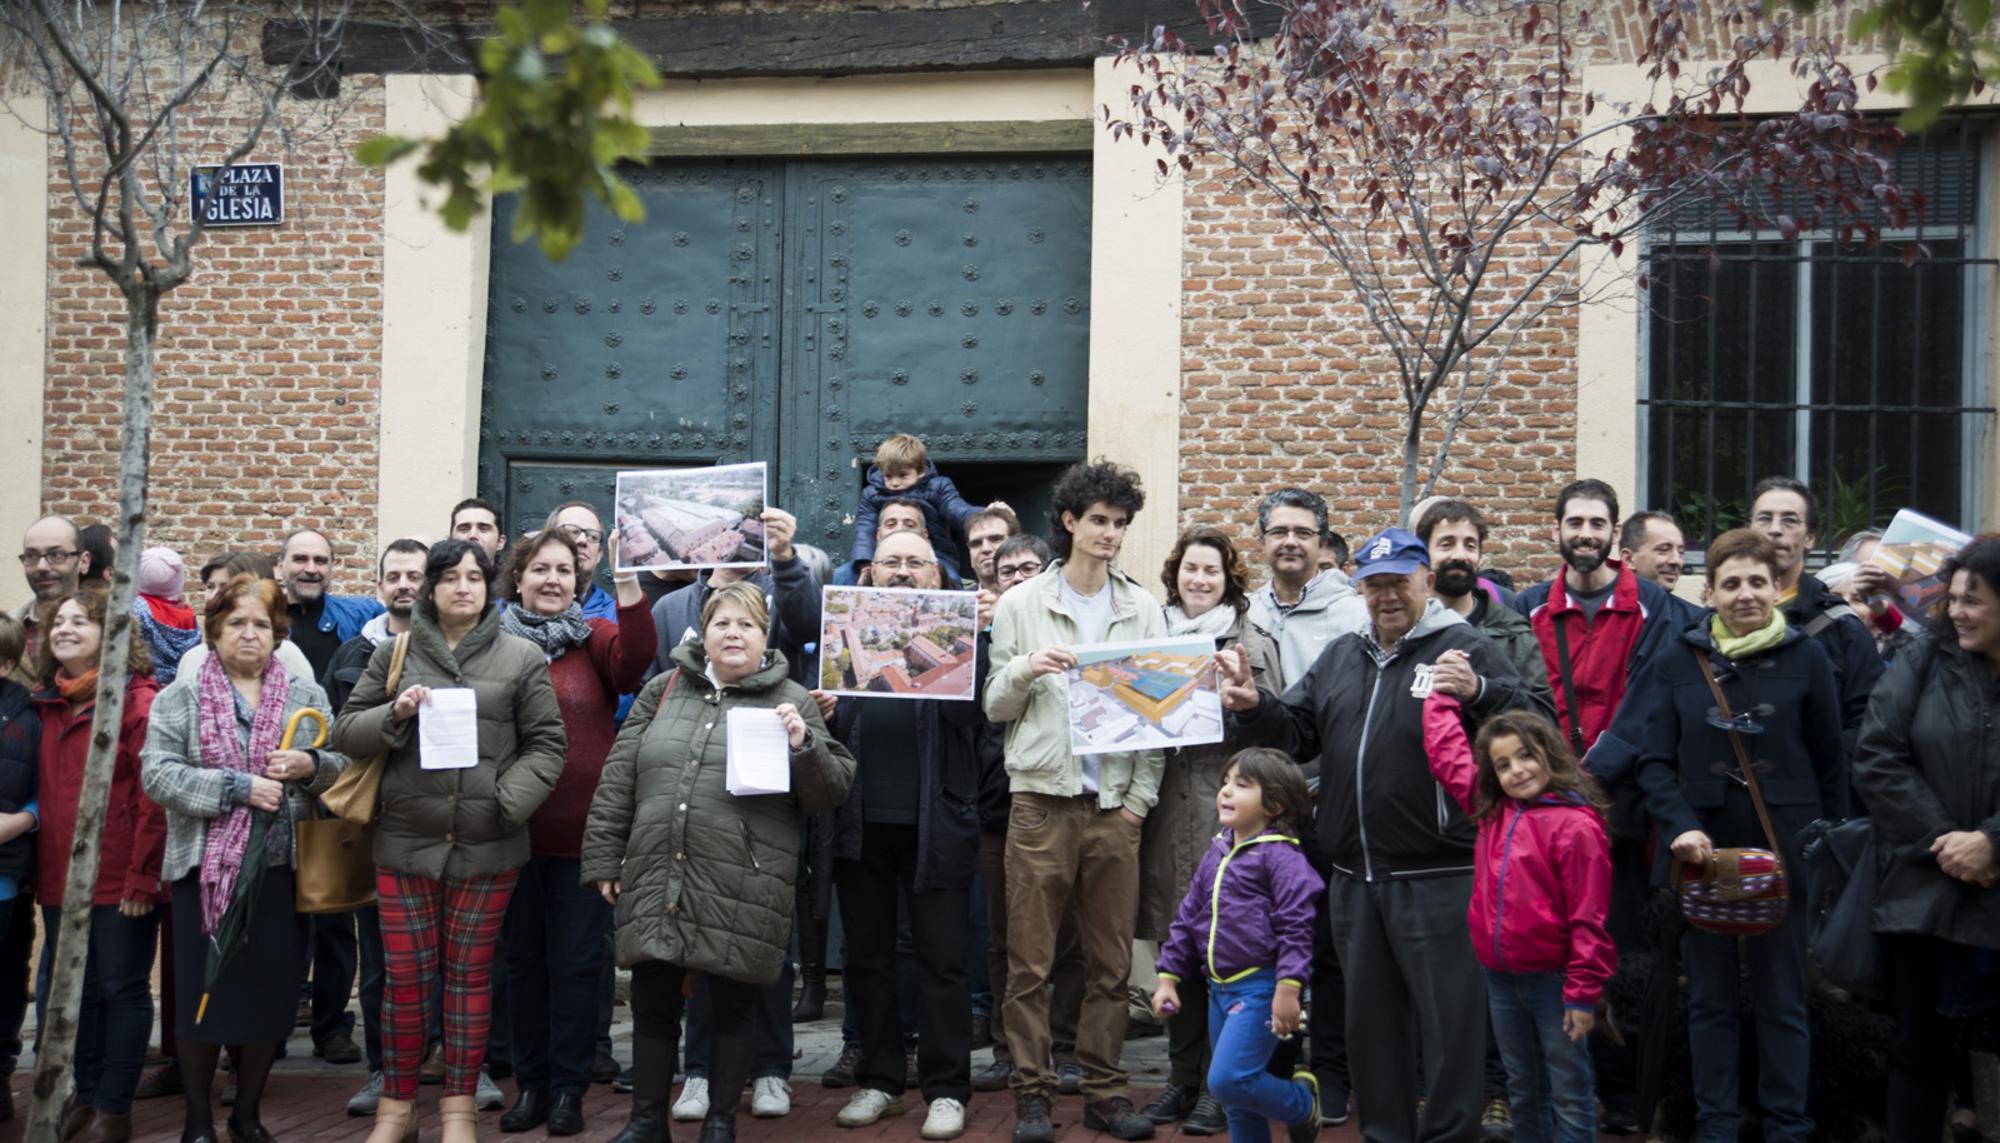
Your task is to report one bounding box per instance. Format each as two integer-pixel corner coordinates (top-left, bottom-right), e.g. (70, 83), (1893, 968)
(1748, 477), (1883, 757)
(539, 502), (619, 622)
(1246, 488), (1368, 686)
(823, 528), (985, 1140)
(15, 516), (87, 672)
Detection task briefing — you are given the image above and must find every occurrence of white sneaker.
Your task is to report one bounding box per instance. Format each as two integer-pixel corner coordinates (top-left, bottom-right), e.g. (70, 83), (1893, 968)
(835, 1088), (908, 1128)
(672, 1075), (710, 1121)
(475, 1067), (504, 1111)
(751, 1075), (791, 1117)
(921, 1097), (967, 1140)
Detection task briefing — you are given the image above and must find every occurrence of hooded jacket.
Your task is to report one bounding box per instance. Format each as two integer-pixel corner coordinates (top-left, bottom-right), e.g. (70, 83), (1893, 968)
(1782, 571), (1886, 761)
(580, 644), (854, 984)
(34, 673), (165, 906)
(1853, 638), (2000, 948)
(1246, 570), (1370, 688)
(1234, 600), (1548, 880)
(330, 603), (568, 880)
(850, 461), (980, 579)
(984, 562), (1167, 816)
(829, 635), (988, 893)
(1625, 617), (1848, 877)
(1424, 693), (1615, 1008)
(1154, 827), (1324, 988)
(1471, 596), (1555, 711)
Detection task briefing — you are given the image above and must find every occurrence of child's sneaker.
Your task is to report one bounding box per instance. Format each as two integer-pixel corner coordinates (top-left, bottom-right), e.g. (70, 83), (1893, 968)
(1287, 1071), (1323, 1143)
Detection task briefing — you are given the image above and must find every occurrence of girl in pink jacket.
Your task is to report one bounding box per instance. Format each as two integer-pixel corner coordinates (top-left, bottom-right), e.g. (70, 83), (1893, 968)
(1423, 657), (1614, 1143)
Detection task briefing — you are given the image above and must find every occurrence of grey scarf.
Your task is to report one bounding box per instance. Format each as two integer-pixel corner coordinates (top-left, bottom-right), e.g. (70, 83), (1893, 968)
(500, 602), (594, 661)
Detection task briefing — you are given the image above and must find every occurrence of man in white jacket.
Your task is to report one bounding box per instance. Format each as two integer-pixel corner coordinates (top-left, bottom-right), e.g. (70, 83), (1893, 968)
(984, 460), (1164, 1143)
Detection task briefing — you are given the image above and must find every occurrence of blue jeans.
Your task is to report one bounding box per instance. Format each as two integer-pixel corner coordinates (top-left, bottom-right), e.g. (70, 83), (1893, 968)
(35, 904), (158, 1115)
(505, 855), (612, 1096)
(1205, 975), (1313, 1137)
(1485, 970), (1596, 1143)
(1682, 902), (1812, 1143)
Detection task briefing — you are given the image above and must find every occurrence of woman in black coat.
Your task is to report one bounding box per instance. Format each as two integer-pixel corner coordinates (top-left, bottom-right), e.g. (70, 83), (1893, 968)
(1854, 536), (2000, 1143)
(1624, 529), (1846, 1143)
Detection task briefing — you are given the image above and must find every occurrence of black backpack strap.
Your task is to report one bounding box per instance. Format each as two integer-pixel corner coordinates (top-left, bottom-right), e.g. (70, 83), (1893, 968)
(1552, 615), (1589, 757)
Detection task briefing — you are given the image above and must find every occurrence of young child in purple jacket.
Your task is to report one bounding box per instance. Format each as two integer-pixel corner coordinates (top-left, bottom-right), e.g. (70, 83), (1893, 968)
(1151, 748), (1326, 1143)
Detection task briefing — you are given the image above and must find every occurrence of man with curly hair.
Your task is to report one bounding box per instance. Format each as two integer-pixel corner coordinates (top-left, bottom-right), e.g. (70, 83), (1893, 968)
(985, 460), (1165, 1143)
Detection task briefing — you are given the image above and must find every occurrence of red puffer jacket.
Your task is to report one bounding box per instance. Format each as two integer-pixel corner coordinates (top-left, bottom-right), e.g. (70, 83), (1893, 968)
(1423, 692), (1615, 1010)
(34, 673), (166, 907)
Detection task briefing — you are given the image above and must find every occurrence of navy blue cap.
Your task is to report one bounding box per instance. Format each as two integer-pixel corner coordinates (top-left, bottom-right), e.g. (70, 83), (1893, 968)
(1352, 528), (1431, 580)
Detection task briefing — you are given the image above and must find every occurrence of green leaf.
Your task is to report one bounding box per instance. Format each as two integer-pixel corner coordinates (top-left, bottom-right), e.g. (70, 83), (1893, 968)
(353, 134), (420, 167)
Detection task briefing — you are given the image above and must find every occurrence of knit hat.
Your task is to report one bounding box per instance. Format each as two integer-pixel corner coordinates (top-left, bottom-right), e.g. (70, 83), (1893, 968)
(137, 546), (186, 599)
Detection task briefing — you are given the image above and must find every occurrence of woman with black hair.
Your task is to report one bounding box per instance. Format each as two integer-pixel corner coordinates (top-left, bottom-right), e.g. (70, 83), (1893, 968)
(331, 539), (567, 1143)
(1621, 528), (1847, 1143)
(1855, 535), (2000, 1143)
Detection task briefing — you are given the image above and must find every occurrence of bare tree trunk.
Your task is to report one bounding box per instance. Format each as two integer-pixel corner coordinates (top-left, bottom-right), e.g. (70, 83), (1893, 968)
(28, 287), (158, 1139)
(1400, 409), (1424, 525)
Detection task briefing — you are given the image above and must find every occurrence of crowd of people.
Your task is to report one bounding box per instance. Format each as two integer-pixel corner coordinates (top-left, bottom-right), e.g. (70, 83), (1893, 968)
(0, 431), (1995, 1143)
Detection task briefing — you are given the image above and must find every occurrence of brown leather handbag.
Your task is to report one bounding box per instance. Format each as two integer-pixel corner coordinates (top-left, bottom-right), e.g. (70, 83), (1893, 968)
(317, 633), (410, 825)
(296, 632), (410, 914)
(1673, 650), (1790, 937)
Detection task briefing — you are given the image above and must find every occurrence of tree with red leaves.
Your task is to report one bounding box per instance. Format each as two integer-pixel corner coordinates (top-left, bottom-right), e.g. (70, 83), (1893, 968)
(1109, 0), (1916, 515)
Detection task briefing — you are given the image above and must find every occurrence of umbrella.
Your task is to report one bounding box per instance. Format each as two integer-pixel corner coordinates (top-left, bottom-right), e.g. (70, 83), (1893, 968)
(195, 707), (328, 1025)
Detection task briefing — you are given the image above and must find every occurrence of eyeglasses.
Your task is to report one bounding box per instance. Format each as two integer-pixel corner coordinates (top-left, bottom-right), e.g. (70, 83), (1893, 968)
(1262, 527), (1320, 542)
(558, 525), (605, 544)
(1751, 512), (1805, 530)
(997, 561), (1042, 579)
(874, 557), (935, 572)
(18, 549), (77, 568)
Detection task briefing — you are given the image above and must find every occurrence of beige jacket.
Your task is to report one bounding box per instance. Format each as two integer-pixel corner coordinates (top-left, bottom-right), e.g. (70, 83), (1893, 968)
(984, 562), (1166, 817)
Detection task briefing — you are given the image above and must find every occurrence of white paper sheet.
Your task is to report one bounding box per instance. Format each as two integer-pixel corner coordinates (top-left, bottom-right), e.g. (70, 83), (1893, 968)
(419, 688), (480, 770)
(726, 707), (792, 796)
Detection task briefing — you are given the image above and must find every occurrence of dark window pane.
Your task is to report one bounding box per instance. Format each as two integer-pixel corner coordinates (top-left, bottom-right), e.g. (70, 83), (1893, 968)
(1645, 242), (1797, 541)
(1807, 239), (1966, 535)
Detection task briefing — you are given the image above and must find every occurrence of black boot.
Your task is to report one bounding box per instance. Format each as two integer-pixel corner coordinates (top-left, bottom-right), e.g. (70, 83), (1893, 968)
(699, 1024), (751, 1143)
(608, 1035), (673, 1143)
(695, 1113), (736, 1143)
(792, 910), (826, 1023)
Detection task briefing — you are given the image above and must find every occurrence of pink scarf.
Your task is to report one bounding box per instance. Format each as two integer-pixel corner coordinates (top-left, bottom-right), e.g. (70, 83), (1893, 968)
(195, 653), (290, 934)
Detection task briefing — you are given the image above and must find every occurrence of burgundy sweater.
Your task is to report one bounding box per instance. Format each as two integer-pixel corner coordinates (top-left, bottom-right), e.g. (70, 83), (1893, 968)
(530, 601), (655, 859)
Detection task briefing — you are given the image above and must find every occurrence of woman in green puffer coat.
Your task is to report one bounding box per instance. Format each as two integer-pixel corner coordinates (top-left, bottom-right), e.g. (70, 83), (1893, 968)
(582, 581), (853, 1143)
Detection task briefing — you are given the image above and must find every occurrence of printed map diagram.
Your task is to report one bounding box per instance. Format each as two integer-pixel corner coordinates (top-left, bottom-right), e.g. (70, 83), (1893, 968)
(818, 586), (980, 701)
(1065, 635), (1224, 755)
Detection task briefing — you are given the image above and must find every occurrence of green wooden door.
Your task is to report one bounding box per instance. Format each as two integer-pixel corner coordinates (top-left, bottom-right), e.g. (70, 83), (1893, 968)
(479, 154), (1091, 567)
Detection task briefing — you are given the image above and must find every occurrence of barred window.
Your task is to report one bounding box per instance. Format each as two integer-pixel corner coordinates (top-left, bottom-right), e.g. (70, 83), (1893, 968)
(1640, 117), (1995, 550)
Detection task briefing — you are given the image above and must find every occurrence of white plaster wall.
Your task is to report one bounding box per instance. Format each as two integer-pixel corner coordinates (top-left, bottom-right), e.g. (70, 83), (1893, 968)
(377, 74), (488, 551)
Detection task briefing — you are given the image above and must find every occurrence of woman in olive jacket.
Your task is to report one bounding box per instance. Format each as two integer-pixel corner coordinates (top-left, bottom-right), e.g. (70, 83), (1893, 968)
(1134, 525), (1282, 1132)
(331, 539), (567, 1143)
(1854, 536), (2000, 1143)
(582, 581), (853, 1143)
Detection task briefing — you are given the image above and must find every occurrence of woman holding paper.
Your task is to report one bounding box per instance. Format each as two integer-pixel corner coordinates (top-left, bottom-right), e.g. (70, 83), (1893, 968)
(582, 581), (854, 1143)
(331, 539), (567, 1143)
(140, 574), (351, 1143)
(494, 529), (653, 1137)
(1135, 525), (1283, 1133)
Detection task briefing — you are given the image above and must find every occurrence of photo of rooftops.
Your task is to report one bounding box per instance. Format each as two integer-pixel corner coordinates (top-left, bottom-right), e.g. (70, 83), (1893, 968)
(1064, 635), (1225, 755)
(818, 585), (981, 701)
(614, 462), (768, 572)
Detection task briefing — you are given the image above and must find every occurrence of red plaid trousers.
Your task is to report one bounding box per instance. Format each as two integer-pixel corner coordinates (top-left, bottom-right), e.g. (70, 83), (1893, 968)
(377, 868), (520, 1100)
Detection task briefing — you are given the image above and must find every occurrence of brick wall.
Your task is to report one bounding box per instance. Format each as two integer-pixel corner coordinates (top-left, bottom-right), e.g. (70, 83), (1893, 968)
(40, 70), (388, 598)
(1168, 7), (1859, 586)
